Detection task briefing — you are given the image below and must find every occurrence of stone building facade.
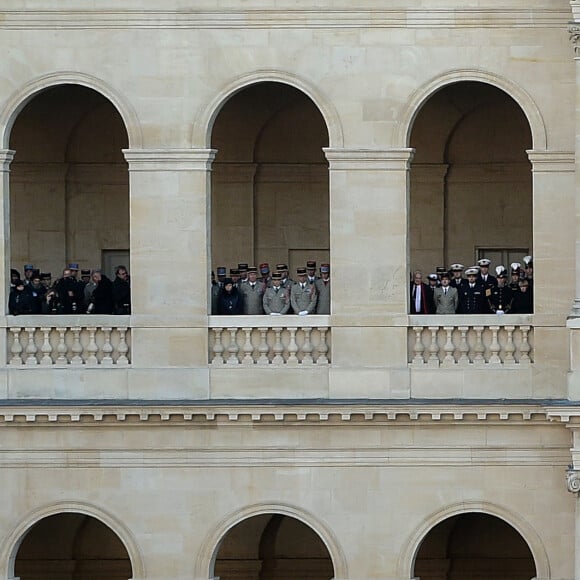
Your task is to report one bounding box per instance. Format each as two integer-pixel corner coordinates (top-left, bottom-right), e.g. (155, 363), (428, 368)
(0, 0), (579, 578)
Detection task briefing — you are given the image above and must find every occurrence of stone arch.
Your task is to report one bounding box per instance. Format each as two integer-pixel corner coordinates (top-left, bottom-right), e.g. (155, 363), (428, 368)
(194, 502), (349, 580)
(193, 69), (344, 148)
(397, 500), (550, 580)
(0, 71), (143, 149)
(1, 500), (146, 580)
(394, 69), (547, 151)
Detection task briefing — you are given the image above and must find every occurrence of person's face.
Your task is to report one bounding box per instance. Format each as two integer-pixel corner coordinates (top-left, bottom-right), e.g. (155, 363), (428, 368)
(526, 266), (533, 277)
(92, 272), (102, 283)
(70, 269), (78, 278)
(42, 278), (51, 288)
(429, 278), (437, 287)
(453, 270), (462, 279)
(441, 277), (450, 287)
(31, 277), (41, 287)
(248, 272), (258, 283)
(511, 273), (519, 282)
(63, 269), (71, 278)
(520, 282), (529, 292)
(225, 283), (233, 292)
(480, 266), (489, 274)
(321, 271), (330, 280)
(117, 269), (128, 280)
(81, 276), (90, 283)
(11, 273), (19, 283)
(239, 271), (247, 279)
(231, 274), (240, 283)
(272, 279), (281, 288)
(498, 276), (506, 287)
(307, 268), (315, 277)
(413, 273), (422, 285)
(297, 274), (307, 283)
(24, 269), (33, 280)
(467, 274), (477, 284)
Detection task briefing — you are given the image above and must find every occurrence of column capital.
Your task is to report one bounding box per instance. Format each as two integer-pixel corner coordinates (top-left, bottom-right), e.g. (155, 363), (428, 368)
(323, 147), (415, 170)
(0, 149), (15, 171)
(567, 466), (580, 494)
(123, 148), (217, 171)
(527, 149), (575, 171)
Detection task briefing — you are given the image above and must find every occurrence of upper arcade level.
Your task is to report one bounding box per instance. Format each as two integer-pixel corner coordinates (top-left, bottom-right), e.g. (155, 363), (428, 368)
(0, 0), (576, 402)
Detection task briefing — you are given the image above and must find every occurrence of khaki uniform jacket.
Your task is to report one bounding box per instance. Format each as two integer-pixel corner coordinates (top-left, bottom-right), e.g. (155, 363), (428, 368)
(290, 282), (318, 314)
(314, 278), (330, 314)
(434, 286), (458, 314)
(263, 286), (290, 314)
(240, 282), (265, 315)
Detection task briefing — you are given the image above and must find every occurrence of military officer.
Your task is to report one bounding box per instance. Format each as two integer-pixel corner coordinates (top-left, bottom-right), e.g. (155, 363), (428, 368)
(509, 263), (522, 291)
(291, 267), (318, 315)
(450, 264), (468, 291)
(306, 260), (318, 285)
(458, 267), (485, 314)
(276, 263), (293, 289)
(477, 258), (497, 313)
(259, 263), (272, 287)
(433, 272), (458, 314)
(263, 272), (290, 315)
(239, 266), (265, 314)
(237, 263), (249, 286)
(216, 266), (227, 286)
(487, 266), (513, 314)
(315, 263), (331, 314)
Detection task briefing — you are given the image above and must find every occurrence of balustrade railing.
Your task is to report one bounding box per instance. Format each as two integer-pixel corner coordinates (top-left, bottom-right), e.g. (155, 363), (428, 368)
(408, 315), (533, 366)
(208, 316), (331, 366)
(6, 316), (131, 366)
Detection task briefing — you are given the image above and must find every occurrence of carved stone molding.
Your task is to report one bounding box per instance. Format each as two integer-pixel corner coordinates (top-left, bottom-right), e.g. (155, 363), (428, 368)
(569, 22), (580, 58)
(0, 403), (569, 426)
(567, 467), (580, 494)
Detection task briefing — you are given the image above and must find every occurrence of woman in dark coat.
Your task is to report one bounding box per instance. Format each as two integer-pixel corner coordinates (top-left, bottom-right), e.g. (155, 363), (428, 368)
(89, 270), (114, 314)
(217, 278), (243, 315)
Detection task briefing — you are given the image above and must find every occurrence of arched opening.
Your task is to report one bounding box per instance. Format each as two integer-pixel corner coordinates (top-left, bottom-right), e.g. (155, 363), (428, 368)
(210, 81), (330, 283)
(409, 81), (532, 284)
(13, 512), (133, 579)
(413, 512), (537, 579)
(9, 84), (129, 288)
(213, 513), (334, 579)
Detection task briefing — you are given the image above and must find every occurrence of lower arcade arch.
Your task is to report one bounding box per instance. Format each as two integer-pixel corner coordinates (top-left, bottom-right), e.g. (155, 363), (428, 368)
(212, 513), (336, 580)
(412, 512), (537, 580)
(11, 512), (134, 580)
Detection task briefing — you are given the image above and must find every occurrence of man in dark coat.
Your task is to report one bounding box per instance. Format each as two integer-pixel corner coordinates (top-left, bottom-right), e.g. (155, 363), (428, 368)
(112, 265), (131, 315)
(8, 280), (34, 315)
(54, 268), (85, 313)
(487, 267), (513, 314)
(410, 271), (434, 314)
(89, 270), (114, 314)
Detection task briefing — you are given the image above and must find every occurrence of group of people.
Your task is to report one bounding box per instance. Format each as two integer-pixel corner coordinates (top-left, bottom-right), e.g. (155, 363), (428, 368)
(211, 261), (331, 316)
(8, 263), (131, 316)
(410, 257), (534, 315)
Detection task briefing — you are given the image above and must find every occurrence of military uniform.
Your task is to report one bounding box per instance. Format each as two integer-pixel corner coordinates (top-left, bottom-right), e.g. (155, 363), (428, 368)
(487, 284), (513, 314)
(263, 285), (290, 314)
(458, 275), (485, 314)
(291, 268), (318, 314)
(239, 280), (265, 315)
(315, 277), (331, 314)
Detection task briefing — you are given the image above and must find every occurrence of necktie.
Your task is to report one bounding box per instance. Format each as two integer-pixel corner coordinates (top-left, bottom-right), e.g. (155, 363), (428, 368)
(444, 288), (447, 295)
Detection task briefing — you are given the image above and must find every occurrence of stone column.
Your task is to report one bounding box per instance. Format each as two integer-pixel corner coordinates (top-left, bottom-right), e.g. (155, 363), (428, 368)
(122, 148), (216, 377)
(0, 150), (14, 315)
(324, 148), (414, 398)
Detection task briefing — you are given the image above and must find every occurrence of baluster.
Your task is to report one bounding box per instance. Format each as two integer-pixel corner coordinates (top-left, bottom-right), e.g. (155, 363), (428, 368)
(412, 326), (424, 365)
(317, 327), (329, 365)
(427, 326), (440, 367)
(86, 326), (98, 366)
(242, 327), (254, 365)
(442, 326), (455, 367)
(287, 327), (299, 366)
(39, 327), (53, 365)
(257, 328), (270, 365)
(24, 327), (38, 365)
(226, 327), (240, 365)
(272, 327), (285, 365)
(9, 327), (23, 366)
(70, 327), (83, 365)
(301, 327), (314, 365)
(488, 326), (501, 365)
(473, 326), (485, 365)
(211, 327), (225, 365)
(116, 327), (130, 366)
(519, 325), (532, 365)
(458, 326), (470, 365)
(504, 325), (516, 366)
(55, 327), (68, 365)
(101, 327), (114, 366)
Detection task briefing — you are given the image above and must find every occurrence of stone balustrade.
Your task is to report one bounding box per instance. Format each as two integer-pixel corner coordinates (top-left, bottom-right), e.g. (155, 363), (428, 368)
(208, 315), (331, 366)
(408, 315), (533, 366)
(6, 316), (131, 366)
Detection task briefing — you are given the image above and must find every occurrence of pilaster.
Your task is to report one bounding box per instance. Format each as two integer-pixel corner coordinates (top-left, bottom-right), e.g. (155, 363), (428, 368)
(0, 150), (15, 316)
(123, 148), (215, 373)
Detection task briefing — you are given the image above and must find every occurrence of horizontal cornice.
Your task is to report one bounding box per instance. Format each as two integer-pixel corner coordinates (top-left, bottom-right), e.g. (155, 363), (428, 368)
(0, 9), (570, 30)
(0, 400), (576, 426)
